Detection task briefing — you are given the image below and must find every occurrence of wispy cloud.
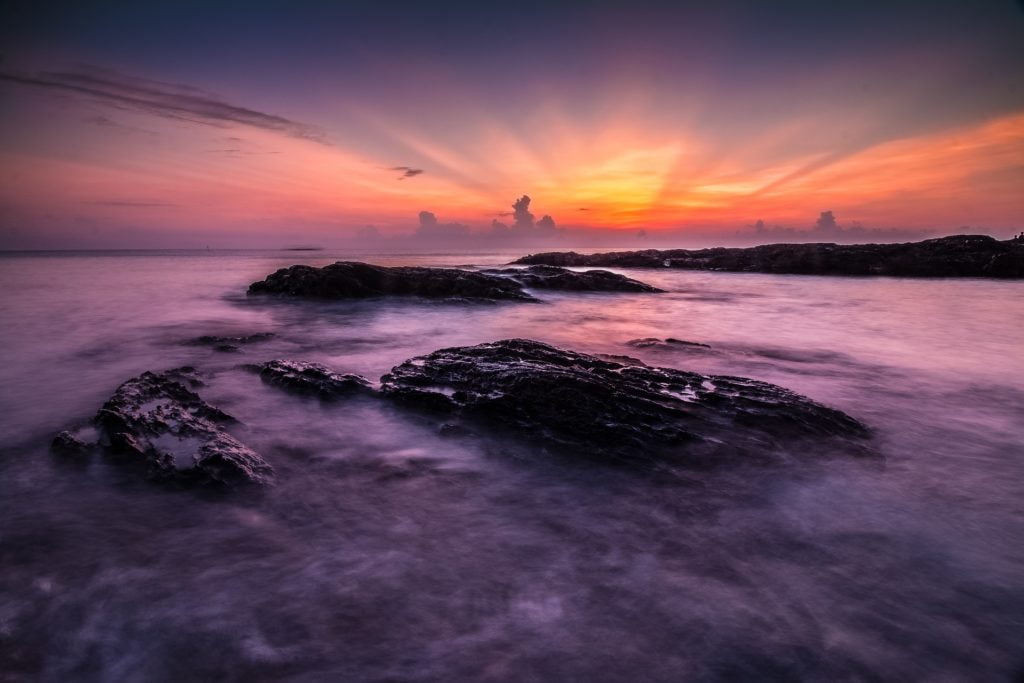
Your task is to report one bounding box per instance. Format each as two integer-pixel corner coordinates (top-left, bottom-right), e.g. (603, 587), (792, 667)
(204, 148), (281, 156)
(82, 114), (159, 137)
(84, 200), (178, 208)
(389, 165), (424, 179)
(1, 66), (329, 144)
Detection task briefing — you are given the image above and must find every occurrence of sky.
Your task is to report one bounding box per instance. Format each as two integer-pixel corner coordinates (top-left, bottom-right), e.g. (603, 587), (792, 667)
(1, 0), (1022, 249)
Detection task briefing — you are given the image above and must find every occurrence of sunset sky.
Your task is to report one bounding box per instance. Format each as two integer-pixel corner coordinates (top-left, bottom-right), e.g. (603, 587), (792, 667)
(1, 0), (1022, 248)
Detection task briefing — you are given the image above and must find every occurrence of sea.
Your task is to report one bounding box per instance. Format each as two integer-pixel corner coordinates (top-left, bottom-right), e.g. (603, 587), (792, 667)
(1, 248), (1022, 681)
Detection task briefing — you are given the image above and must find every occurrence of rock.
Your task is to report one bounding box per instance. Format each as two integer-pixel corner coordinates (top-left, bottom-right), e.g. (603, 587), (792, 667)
(253, 359), (372, 399)
(379, 339), (870, 467)
(482, 265), (663, 292)
(513, 235), (1024, 278)
(59, 368), (272, 487)
(189, 332), (275, 352)
(595, 353), (649, 366)
(438, 423), (474, 438)
(50, 430), (93, 457)
(627, 338), (711, 350)
(248, 262), (538, 301)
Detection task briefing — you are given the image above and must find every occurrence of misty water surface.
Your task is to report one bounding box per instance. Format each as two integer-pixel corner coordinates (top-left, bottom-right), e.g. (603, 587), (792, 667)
(1, 249), (1022, 681)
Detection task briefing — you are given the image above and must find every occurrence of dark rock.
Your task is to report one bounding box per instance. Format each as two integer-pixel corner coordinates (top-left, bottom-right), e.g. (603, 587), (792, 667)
(513, 235), (1024, 278)
(627, 337), (711, 350)
(61, 368), (272, 487)
(248, 262), (538, 301)
(379, 339), (870, 467)
(438, 423), (474, 438)
(595, 353), (649, 366)
(254, 359), (372, 399)
(483, 265), (663, 292)
(51, 430), (93, 457)
(189, 333), (275, 353)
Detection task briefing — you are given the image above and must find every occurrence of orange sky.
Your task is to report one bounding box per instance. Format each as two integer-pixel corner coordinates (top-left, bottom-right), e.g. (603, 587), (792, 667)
(1, 2), (1022, 248)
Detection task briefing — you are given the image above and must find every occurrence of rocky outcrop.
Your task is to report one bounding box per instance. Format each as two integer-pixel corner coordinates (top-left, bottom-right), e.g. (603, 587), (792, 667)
(627, 338), (711, 350)
(248, 262), (538, 301)
(379, 339), (869, 467)
(53, 367), (271, 487)
(513, 235), (1024, 278)
(252, 359), (372, 400)
(189, 332), (275, 353)
(482, 265), (663, 292)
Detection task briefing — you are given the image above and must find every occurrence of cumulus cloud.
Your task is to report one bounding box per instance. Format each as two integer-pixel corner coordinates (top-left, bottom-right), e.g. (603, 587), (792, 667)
(814, 210), (839, 233)
(415, 210), (469, 238)
(745, 211), (934, 244)
(512, 195), (535, 230)
(0, 66), (329, 144)
(413, 194), (562, 245)
(390, 166), (424, 179)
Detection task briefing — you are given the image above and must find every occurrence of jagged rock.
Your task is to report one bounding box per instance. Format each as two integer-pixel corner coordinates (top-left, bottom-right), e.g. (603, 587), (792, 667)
(380, 339), (869, 467)
(513, 235), (1024, 278)
(627, 338), (711, 350)
(482, 265), (663, 292)
(253, 359), (372, 399)
(50, 430), (93, 457)
(248, 262), (538, 301)
(56, 368), (271, 487)
(189, 332), (275, 352)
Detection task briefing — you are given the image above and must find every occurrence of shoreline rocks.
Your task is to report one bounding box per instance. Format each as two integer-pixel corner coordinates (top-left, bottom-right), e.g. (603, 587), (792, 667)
(252, 359), (372, 400)
(380, 339), (869, 467)
(627, 338), (711, 350)
(482, 265), (663, 292)
(513, 235), (1024, 278)
(53, 367), (271, 487)
(188, 332), (275, 353)
(248, 262), (539, 302)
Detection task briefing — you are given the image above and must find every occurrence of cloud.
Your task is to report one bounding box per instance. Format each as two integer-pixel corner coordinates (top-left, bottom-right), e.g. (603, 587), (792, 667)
(390, 165), (424, 179)
(82, 114), (159, 136)
(814, 210), (838, 233)
(745, 211), (934, 244)
(205, 148), (281, 156)
(0, 66), (329, 144)
(84, 200), (178, 208)
(413, 195), (562, 244)
(512, 194), (534, 230)
(536, 214), (556, 232)
(415, 210), (469, 237)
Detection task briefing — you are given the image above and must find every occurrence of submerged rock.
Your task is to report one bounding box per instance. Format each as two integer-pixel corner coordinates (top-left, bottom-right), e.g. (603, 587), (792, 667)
(482, 265), (663, 292)
(51, 430), (93, 458)
(627, 337), (711, 350)
(248, 262), (538, 302)
(189, 332), (275, 352)
(253, 359), (372, 399)
(55, 367), (271, 487)
(513, 235), (1024, 278)
(380, 339), (869, 467)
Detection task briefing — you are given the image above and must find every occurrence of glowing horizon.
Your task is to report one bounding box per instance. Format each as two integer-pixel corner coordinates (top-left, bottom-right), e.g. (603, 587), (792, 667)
(1, 1), (1022, 248)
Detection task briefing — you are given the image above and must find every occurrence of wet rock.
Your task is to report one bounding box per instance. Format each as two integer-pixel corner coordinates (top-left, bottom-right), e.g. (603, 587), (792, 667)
(595, 353), (649, 366)
(380, 339), (869, 467)
(627, 338), (711, 350)
(189, 332), (275, 352)
(513, 235), (1024, 278)
(254, 359), (372, 399)
(58, 368), (271, 487)
(482, 265), (663, 292)
(248, 262), (538, 301)
(438, 423), (474, 438)
(50, 430), (92, 457)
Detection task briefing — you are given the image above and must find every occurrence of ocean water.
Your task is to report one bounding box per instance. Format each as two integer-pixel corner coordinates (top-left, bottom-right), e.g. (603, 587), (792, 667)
(1, 249), (1022, 682)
